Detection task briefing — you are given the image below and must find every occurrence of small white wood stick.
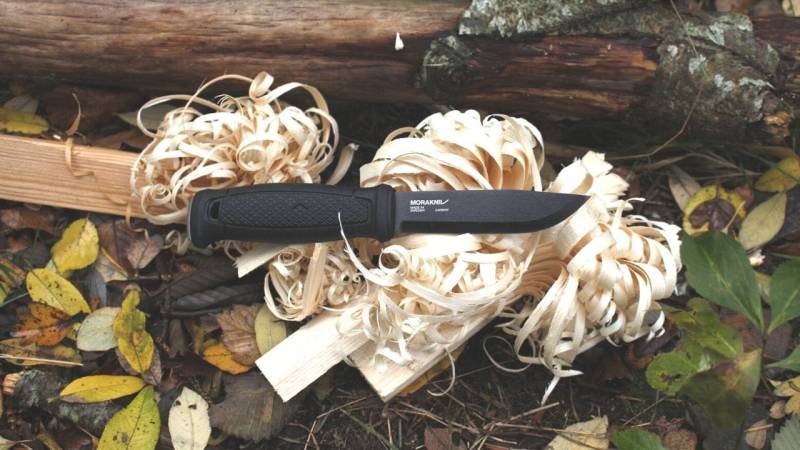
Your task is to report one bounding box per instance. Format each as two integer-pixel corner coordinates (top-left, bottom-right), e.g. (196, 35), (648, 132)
(255, 310), (368, 402)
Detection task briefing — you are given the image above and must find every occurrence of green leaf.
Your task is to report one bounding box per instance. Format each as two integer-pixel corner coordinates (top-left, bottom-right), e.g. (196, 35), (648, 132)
(768, 345), (800, 372)
(768, 260), (800, 333)
(613, 428), (666, 450)
(681, 232), (763, 331)
(646, 342), (715, 395)
(646, 299), (743, 395)
(680, 350), (761, 431)
(773, 416), (800, 450)
(98, 386), (160, 450)
(670, 298), (742, 359)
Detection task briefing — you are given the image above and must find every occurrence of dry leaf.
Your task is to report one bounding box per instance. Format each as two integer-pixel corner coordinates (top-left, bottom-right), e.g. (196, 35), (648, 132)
(773, 376), (800, 415)
(77, 307), (120, 351)
(215, 305), (261, 365)
(118, 347), (162, 386)
(668, 167), (701, 210)
(757, 156), (800, 192)
(209, 372), (300, 441)
(60, 375), (145, 403)
(662, 429), (697, 450)
(113, 290), (155, 374)
(26, 268), (91, 316)
(425, 427), (466, 450)
(13, 303), (72, 346)
(94, 251), (128, 283)
(116, 103), (174, 131)
(3, 95), (38, 114)
(91, 128), (151, 150)
(546, 416), (609, 450)
(0, 208), (57, 234)
(739, 192), (787, 249)
(98, 220), (162, 272)
(771, 400), (788, 419)
(168, 387), (211, 450)
(49, 218), (99, 273)
(254, 305), (287, 355)
(745, 419), (769, 449)
(98, 386), (160, 450)
(0, 256), (24, 304)
(683, 184), (746, 235)
(0, 337), (81, 367)
(202, 342), (251, 374)
(0, 106), (48, 135)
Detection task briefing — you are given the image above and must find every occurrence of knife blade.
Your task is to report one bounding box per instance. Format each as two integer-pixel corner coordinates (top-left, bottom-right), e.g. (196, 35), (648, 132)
(187, 184), (588, 247)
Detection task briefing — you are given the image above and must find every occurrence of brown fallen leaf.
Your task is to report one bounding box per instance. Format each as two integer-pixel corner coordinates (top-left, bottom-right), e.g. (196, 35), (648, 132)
(117, 346), (162, 386)
(97, 220), (163, 273)
(13, 303), (73, 346)
(744, 419), (769, 449)
(215, 305), (261, 366)
(44, 85), (142, 133)
(209, 372), (301, 441)
(662, 428), (698, 450)
(0, 207), (57, 234)
(425, 427), (467, 450)
(90, 128), (151, 150)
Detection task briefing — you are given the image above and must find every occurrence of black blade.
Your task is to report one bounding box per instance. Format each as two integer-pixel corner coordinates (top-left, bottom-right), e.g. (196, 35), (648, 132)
(394, 190), (588, 235)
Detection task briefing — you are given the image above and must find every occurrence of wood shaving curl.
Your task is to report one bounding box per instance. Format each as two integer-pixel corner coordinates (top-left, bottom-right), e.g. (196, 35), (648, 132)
(130, 72), (353, 225)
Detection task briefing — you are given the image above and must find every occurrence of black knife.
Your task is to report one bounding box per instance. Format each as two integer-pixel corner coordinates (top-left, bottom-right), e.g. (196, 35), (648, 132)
(187, 184), (588, 247)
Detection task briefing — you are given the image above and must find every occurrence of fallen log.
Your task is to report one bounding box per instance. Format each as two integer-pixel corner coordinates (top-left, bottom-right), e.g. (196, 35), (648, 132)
(0, 1), (797, 141)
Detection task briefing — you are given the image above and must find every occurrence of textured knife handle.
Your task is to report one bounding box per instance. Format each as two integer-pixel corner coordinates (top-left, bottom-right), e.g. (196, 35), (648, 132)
(188, 184), (395, 247)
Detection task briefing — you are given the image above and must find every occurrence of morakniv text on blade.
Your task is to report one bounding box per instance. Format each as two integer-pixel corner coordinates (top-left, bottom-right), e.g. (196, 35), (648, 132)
(187, 184), (588, 247)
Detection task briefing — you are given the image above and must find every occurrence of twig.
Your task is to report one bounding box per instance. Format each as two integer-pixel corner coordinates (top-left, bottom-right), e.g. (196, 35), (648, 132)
(340, 409), (400, 450)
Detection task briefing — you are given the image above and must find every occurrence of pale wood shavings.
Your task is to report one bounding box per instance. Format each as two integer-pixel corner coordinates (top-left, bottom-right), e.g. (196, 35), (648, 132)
(130, 72), (352, 225)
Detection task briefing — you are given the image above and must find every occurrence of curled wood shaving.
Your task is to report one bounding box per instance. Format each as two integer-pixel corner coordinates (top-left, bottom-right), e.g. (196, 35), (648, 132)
(130, 72), (353, 225)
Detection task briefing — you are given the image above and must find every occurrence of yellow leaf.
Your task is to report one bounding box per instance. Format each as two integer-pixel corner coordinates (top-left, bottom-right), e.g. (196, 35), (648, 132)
(60, 375), (145, 403)
(254, 305), (287, 355)
(0, 337), (81, 367)
(399, 346), (464, 396)
(202, 343), (251, 374)
(774, 376), (800, 415)
(14, 303), (72, 346)
(547, 416), (609, 450)
(739, 192), (787, 250)
(0, 106), (48, 135)
(26, 268), (90, 316)
(682, 184), (746, 235)
(113, 290), (154, 374)
(756, 156), (800, 192)
(98, 386), (160, 450)
(49, 219), (99, 273)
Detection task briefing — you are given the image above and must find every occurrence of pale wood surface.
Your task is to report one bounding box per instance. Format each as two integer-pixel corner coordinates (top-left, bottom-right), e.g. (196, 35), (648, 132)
(0, 135), (146, 218)
(255, 310), (368, 402)
(350, 312), (495, 401)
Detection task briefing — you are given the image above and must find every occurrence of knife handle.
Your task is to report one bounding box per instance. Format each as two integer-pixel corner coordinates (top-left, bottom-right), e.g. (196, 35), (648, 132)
(188, 183), (395, 247)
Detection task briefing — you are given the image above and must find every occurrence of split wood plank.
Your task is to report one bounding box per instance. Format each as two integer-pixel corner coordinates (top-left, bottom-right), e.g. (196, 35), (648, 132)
(0, 135), (148, 219)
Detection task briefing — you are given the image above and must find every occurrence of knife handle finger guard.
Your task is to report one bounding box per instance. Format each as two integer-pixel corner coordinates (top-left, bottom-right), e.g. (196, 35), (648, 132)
(188, 184), (395, 247)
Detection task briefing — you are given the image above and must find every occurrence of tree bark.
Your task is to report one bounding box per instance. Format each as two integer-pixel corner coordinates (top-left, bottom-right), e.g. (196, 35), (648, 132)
(0, 1), (797, 141)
